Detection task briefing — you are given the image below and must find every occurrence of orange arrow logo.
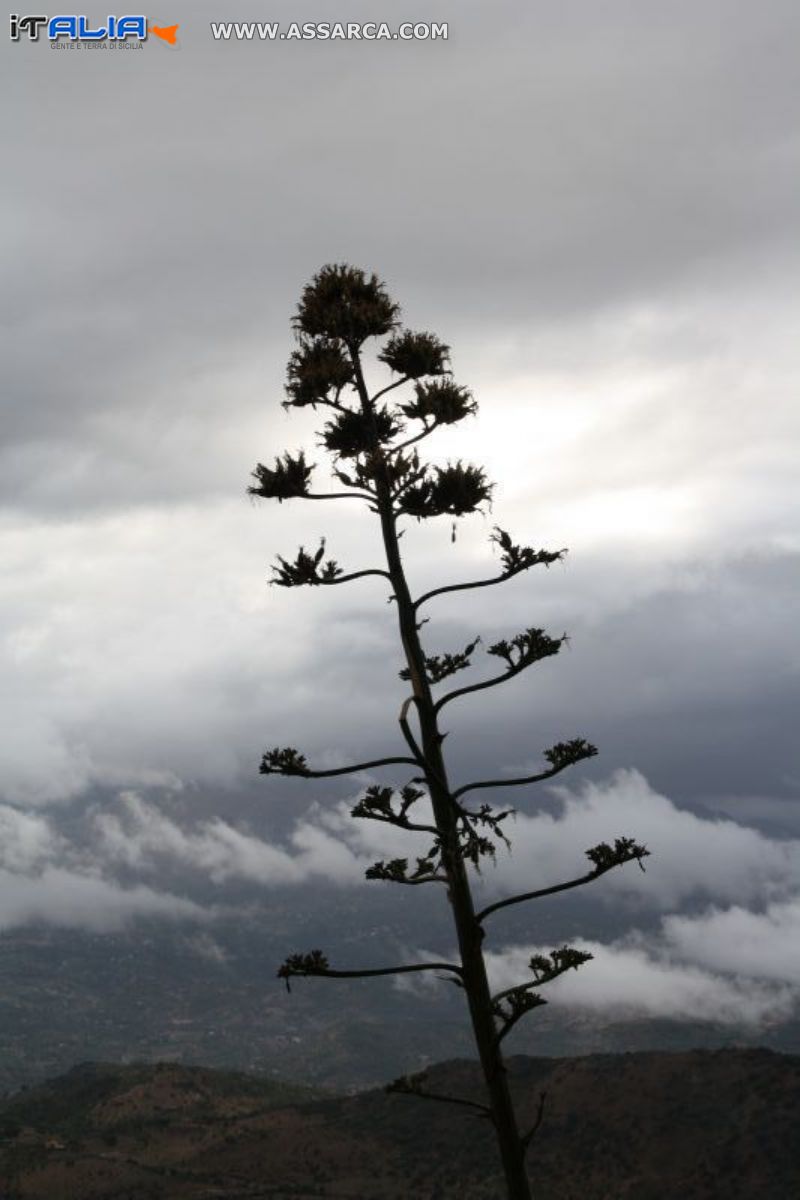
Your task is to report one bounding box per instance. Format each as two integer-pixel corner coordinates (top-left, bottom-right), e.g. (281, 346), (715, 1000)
(150, 23), (178, 44)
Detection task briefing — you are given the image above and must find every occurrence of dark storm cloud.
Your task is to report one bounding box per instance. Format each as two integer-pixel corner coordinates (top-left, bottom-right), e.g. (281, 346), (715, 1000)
(3, 0), (799, 513)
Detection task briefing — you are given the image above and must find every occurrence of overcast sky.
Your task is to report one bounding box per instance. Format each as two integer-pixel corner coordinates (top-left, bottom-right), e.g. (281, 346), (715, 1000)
(2, 1), (799, 1029)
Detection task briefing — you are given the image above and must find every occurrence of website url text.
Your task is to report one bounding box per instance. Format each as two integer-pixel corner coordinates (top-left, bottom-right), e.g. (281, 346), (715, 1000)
(209, 21), (448, 42)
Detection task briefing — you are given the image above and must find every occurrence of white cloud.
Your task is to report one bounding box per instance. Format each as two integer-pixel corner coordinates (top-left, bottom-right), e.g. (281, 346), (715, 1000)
(0, 500), (404, 808)
(0, 797), (208, 933)
(477, 872), (800, 1030)
(0, 866), (206, 934)
(493, 769), (800, 909)
(93, 783), (445, 889)
(663, 898), (800, 986)
(0, 804), (62, 872)
(184, 931), (229, 965)
(95, 791), (372, 886)
(92, 772), (800, 925)
(483, 935), (797, 1029)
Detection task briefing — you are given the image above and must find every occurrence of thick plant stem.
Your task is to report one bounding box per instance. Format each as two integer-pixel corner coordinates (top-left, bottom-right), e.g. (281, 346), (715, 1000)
(350, 349), (533, 1200)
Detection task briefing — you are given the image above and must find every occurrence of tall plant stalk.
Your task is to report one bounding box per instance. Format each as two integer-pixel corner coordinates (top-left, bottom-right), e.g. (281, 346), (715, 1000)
(251, 265), (648, 1199)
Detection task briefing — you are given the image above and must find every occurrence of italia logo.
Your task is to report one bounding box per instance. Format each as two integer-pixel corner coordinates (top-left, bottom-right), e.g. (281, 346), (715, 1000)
(9, 14), (178, 42)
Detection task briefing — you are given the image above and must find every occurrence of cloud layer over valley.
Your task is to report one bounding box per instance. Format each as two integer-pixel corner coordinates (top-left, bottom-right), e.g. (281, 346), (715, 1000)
(1, 770), (797, 1030)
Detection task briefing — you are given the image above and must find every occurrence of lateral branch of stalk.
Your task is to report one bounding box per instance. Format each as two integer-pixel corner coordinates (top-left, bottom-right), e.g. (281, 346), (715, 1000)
(452, 739), (598, 802)
(476, 838), (650, 925)
(521, 1093), (547, 1153)
(386, 1070), (493, 1121)
(260, 747), (418, 780)
(277, 951), (463, 993)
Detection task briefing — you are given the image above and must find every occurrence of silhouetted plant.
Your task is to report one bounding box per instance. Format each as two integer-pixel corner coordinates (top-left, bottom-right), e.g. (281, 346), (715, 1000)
(251, 264), (649, 1199)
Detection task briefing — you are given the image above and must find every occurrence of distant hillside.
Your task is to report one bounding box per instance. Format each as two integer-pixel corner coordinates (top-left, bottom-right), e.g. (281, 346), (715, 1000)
(0, 1059), (320, 1134)
(0, 1049), (797, 1198)
(3, 923), (799, 1098)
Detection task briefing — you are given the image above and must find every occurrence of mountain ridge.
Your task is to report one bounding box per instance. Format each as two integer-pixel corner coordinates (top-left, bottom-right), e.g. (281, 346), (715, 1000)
(0, 1048), (797, 1197)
